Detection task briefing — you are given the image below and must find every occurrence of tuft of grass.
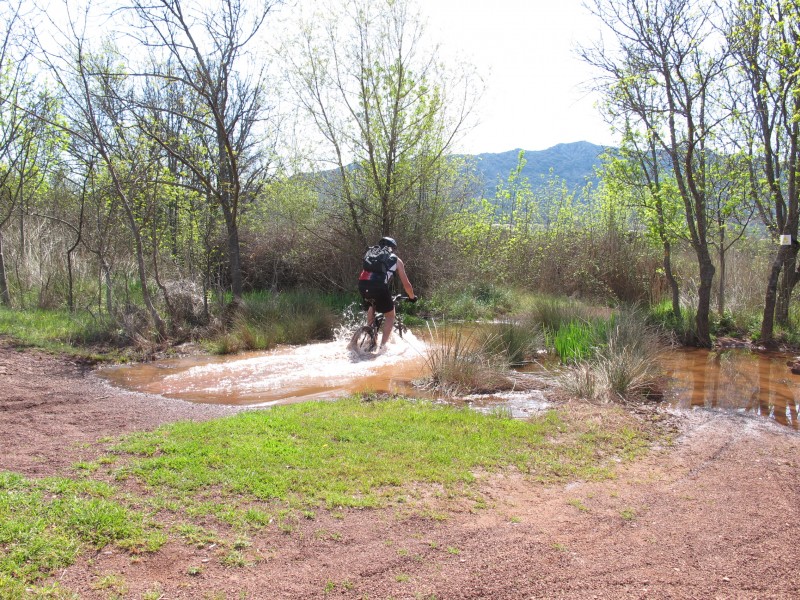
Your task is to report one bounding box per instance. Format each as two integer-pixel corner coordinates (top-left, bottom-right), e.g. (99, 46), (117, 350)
(551, 320), (606, 363)
(417, 324), (515, 395)
(524, 295), (596, 333)
(560, 306), (666, 403)
(477, 318), (544, 366)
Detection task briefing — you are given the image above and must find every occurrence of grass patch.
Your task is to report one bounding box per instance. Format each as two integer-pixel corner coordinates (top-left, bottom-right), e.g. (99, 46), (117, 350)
(0, 306), (119, 359)
(0, 397), (657, 593)
(423, 283), (516, 321)
(112, 398), (652, 513)
(0, 473), (162, 595)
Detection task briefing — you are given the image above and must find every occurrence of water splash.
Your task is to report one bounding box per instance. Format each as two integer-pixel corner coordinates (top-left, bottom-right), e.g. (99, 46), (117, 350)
(102, 328), (430, 406)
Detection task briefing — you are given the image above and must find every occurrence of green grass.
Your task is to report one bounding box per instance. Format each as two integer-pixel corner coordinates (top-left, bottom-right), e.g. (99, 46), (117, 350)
(550, 320), (606, 363)
(1, 397), (655, 593)
(423, 283), (516, 321)
(209, 290), (344, 354)
(113, 398), (651, 507)
(114, 398), (571, 508)
(559, 306), (666, 402)
(0, 473), (163, 596)
(0, 306), (118, 358)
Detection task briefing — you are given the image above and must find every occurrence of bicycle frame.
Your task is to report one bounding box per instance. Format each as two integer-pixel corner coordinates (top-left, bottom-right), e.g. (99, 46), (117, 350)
(349, 295), (409, 352)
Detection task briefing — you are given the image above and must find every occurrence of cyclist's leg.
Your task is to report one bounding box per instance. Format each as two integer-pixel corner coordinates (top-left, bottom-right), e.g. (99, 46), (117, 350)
(380, 308), (396, 347)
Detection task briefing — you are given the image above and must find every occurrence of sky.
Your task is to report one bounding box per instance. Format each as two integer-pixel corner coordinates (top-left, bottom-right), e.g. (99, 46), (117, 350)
(423, 0), (616, 155)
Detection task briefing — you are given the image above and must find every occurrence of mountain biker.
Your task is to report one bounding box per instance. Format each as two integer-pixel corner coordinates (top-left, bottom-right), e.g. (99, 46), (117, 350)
(358, 236), (416, 349)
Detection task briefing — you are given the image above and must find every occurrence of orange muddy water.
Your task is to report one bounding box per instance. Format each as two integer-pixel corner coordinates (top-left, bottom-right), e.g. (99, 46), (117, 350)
(99, 331), (431, 407)
(662, 348), (800, 430)
(98, 332), (800, 429)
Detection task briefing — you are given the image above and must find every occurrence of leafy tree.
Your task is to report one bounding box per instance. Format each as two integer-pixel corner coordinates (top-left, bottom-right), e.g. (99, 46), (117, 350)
(725, 0), (800, 343)
(597, 128), (686, 318)
(583, 0), (731, 347)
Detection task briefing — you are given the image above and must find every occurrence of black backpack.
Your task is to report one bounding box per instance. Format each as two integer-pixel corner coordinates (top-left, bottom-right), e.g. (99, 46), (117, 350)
(362, 245), (393, 274)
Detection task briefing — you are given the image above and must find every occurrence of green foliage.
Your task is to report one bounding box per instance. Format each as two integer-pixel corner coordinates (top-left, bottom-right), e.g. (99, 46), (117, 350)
(647, 300), (699, 346)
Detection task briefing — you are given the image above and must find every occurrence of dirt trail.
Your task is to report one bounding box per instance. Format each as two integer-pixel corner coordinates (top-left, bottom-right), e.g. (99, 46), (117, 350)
(1, 341), (799, 599)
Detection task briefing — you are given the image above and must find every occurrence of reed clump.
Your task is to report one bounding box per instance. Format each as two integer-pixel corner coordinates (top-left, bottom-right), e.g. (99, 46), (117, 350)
(417, 325), (520, 396)
(558, 305), (666, 403)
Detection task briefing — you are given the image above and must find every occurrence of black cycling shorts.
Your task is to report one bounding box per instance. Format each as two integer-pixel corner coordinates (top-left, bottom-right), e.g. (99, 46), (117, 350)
(358, 281), (393, 314)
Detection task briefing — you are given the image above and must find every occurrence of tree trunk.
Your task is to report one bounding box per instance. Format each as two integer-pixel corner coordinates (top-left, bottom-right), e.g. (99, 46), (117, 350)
(101, 258), (113, 315)
(717, 243), (725, 315)
(760, 245), (789, 346)
(226, 223), (243, 300)
(0, 230), (11, 307)
(663, 240), (680, 319)
(775, 248), (797, 327)
(695, 249), (715, 348)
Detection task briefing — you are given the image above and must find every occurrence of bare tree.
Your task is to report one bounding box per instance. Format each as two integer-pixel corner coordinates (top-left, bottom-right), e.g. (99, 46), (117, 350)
(0, 0), (32, 306)
(121, 0), (283, 301)
(284, 0), (479, 266)
(33, 7), (167, 334)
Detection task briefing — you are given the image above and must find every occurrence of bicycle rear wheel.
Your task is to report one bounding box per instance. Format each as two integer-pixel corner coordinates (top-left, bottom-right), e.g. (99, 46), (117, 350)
(350, 325), (377, 352)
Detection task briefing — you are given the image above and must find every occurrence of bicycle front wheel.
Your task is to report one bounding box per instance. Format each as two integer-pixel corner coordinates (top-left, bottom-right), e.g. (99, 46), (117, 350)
(350, 325), (377, 352)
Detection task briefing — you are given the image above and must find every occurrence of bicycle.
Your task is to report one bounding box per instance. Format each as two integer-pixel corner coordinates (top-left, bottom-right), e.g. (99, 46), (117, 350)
(349, 294), (410, 353)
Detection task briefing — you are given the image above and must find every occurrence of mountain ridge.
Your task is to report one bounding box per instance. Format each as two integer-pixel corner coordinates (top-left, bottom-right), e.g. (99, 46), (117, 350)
(465, 140), (608, 196)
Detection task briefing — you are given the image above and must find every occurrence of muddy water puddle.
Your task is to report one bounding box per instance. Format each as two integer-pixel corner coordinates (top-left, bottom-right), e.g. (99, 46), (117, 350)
(99, 332), (430, 407)
(98, 329), (552, 416)
(662, 348), (800, 429)
(99, 332), (800, 429)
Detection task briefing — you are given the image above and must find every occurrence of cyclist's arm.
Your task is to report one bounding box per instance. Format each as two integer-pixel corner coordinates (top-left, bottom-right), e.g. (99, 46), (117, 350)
(395, 258), (416, 300)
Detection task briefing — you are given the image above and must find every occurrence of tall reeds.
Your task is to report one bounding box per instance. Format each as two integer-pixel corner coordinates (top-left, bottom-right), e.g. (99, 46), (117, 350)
(417, 325), (519, 396)
(559, 306), (665, 403)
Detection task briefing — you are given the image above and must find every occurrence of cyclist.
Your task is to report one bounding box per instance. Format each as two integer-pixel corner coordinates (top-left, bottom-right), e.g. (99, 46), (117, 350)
(358, 236), (417, 350)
